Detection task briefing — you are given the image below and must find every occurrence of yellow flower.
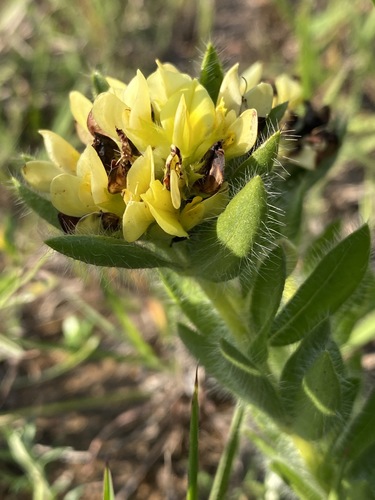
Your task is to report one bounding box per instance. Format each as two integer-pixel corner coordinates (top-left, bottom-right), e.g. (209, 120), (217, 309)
(147, 60), (192, 120)
(48, 143), (124, 218)
(273, 74), (304, 110)
(91, 63), (258, 210)
(22, 130), (80, 194)
(22, 128), (124, 218)
(122, 146), (188, 242)
(218, 62), (273, 119)
(122, 146), (230, 242)
(23, 59), (263, 242)
(69, 91), (93, 145)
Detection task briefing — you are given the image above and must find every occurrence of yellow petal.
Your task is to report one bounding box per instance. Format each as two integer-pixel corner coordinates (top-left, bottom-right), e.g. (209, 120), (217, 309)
(244, 83), (273, 117)
(188, 81), (216, 133)
(82, 145), (125, 216)
(123, 201), (154, 242)
(160, 81), (216, 161)
(126, 117), (168, 152)
(240, 62), (263, 94)
(123, 70), (152, 130)
(143, 180), (188, 237)
(22, 160), (62, 192)
(50, 173), (96, 217)
(180, 185), (229, 231)
(91, 92), (128, 139)
(75, 212), (102, 235)
(106, 76), (127, 99)
(126, 145), (154, 195)
(224, 109), (258, 159)
(274, 74), (304, 109)
(179, 196), (204, 231)
(147, 60), (192, 117)
(217, 63), (242, 115)
(77, 172), (95, 209)
(173, 95), (192, 156)
(200, 183), (229, 218)
(69, 91), (92, 144)
(39, 130), (80, 173)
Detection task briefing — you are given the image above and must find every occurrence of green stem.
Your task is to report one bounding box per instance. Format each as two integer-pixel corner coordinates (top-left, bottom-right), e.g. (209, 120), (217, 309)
(197, 279), (249, 343)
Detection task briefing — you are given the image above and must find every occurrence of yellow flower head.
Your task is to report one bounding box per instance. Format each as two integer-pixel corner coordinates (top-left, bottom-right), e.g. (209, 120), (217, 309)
(22, 59), (261, 242)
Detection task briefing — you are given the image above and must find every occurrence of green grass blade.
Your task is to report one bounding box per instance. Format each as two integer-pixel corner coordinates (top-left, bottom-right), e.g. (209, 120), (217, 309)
(103, 284), (162, 369)
(187, 368), (199, 500)
(103, 465), (115, 500)
(208, 404), (245, 500)
(0, 389), (149, 426)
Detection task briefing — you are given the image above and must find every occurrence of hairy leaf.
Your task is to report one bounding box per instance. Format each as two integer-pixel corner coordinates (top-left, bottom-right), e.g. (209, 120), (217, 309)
(179, 324), (286, 423)
(45, 235), (180, 269)
(14, 179), (60, 229)
(217, 175), (268, 258)
(231, 131), (280, 180)
(250, 245), (286, 336)
(270, 225), (371, 346)
(199, 42), (224, 103)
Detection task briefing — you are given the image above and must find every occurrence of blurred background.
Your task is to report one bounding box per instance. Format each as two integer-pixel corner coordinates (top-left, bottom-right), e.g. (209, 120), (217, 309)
(0, 0), (374, 498)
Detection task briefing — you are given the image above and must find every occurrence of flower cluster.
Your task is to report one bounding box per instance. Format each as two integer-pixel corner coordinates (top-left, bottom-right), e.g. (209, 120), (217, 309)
(22, 60), (267, 243)
(22, 48), (338, 245)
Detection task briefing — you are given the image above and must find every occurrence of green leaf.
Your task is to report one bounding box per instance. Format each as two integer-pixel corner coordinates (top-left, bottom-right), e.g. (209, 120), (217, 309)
(302, 219), (342, 275)
(270, 225), (371, 346)
(159, 270), (226, 335)
(279, 319), (331, 421)
(335, 390), (375, 464)
(271, 460), (325, 500)
(45, 235), (180, 269)
(13, 178), (60, 229)
(277, 172), (307, 240)
(187, 369), (199, 500)
(278, 320), (354, 439)
(248, 245), (286, 364)
(217, 175), (268, 258)
(250, 245), (286, 336)
(278, 238), (299, 276)
(292, 350), (342, 440)
(264, 102), (289, 133)
(186, 221), (243, 282)
(230, 131), (280, 181)
(302, 351), (342, 416)
(103, 465), (115, 500)
(220, 338), (264, 377)
(346, 309), (375, 351)
(345, 443), (375, 499)
(199, 42), (224, 103)
(333, 269), (375, 346)
(178, 324), (286, 424)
